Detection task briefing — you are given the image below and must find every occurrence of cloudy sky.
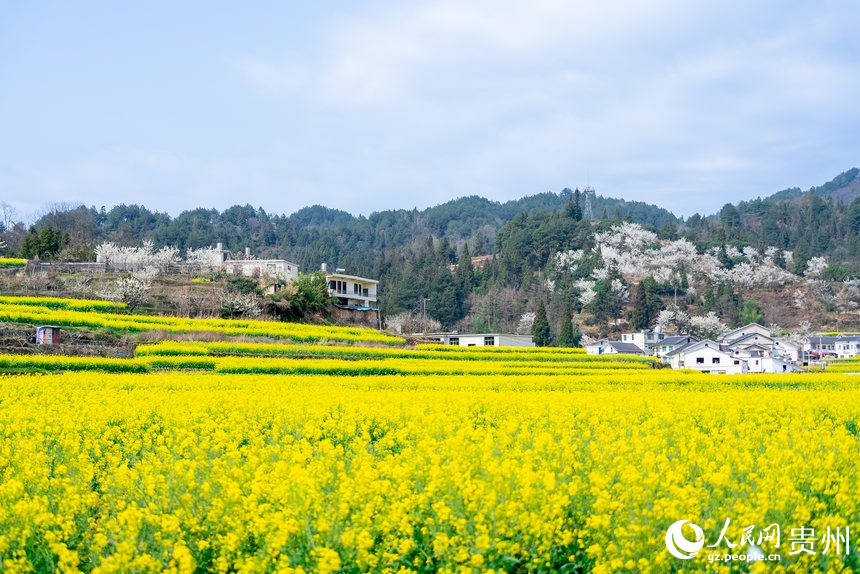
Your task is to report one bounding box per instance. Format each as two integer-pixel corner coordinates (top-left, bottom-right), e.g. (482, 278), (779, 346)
(2, 1), (859, 221)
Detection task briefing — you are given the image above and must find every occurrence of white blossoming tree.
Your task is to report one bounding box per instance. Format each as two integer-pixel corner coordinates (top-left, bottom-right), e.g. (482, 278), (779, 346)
(689, 312), (727, 340)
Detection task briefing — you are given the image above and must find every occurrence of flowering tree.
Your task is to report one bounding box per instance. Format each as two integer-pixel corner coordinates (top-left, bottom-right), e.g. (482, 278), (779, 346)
(655, 306), (691, 333)
(804, 257), (828, 279)
(95, 240), (179, 272)
(516, 312), (535, 335)
(220, 290), (263, 319)
(185, 247), (224, 274)
(98, 267), (157, 311)
(689, 312), (727, 340)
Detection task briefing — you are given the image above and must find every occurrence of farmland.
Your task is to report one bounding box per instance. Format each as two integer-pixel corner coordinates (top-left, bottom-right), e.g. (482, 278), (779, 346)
(0, 297), (858, 572)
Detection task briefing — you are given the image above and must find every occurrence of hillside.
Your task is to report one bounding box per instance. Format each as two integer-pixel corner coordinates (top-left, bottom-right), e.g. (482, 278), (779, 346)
(765, 168), (860, 203)
(3, 168), (860, 339)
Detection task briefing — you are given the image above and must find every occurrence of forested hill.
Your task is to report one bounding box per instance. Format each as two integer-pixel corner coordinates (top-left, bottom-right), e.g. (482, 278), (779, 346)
(686, 167), (860, 266)
(8, 188), (677, 274)
(4, 167), (860, 335)
(763, 168), (860, 203)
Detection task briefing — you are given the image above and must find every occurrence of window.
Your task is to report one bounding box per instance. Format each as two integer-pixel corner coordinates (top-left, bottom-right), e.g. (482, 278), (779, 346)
(712, 357), (720, 364)
(449, 337), (459, 346)
(696, 357), (705, 364)
(734, 360), (740, 365)
(484, 336), (495, 346)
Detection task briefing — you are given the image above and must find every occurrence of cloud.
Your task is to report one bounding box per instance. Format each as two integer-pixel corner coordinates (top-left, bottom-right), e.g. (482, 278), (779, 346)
(4, 1), (860, 220)
(237, 59), (309, 97)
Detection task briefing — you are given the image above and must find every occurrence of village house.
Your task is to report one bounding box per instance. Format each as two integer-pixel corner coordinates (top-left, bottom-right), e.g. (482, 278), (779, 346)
(619, 327), (666, 353)
(803, 335), (840, 359)
(834, 335), (860, 358)
(664, 339), (747, 374)
(427, 333), (535, 347)
(215, 244), (299, 283)
(583, 338), (647, 355)
(324, 265), (379, 309)
(718, 323), (771, 345)
(654, 335), (699, 358)
(804, 334), (860, 360)
(656, 323), (805, 374)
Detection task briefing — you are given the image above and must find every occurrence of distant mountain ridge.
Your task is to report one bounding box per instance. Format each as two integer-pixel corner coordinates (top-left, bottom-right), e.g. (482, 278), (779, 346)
(764, 167), (860, 204)
(293, 189), (679, 237)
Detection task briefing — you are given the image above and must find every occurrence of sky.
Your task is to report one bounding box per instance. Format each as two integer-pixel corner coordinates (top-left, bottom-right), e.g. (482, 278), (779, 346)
(2, 1), (859, 222)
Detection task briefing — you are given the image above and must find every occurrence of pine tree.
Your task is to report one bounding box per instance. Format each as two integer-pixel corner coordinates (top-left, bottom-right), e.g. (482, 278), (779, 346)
(571, 323), (581, 346)
(557, 301), (575, 346)
(631, 278), (662, 330)
(631, 282), (649, 330)
(532, 299), (553, 347)
(567, 189), (583, 221)
(740, 299), (765, 325)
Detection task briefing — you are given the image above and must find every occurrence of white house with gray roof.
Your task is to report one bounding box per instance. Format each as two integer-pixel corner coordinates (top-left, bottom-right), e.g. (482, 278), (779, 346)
(665, 339), (747, 374)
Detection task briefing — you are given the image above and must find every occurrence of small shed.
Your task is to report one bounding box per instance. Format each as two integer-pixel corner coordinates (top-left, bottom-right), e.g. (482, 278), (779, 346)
(35, 325), (62, 345)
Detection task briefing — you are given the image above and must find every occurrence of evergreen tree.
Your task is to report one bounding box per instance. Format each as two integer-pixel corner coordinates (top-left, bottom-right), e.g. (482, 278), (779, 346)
(455, 243), (475, 293)
(740, 299), (765, 325)
(630, 282), (648, 330)
(631, 277), (662, 330)
(567, 189), (583, 221)
(589, 279), (621, 325)
(557, 301), (575, 346)
(571, 323), (581, 346)
(428, 266), (465, 328)
(532, 299), (553, 347)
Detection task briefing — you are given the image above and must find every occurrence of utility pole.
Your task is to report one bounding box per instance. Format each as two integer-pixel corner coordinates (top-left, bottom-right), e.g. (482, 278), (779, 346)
(421, 297), (428, 333)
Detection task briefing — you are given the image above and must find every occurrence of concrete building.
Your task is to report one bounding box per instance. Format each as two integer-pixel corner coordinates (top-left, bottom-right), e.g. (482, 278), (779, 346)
(665, 340), (747, 374)
(719, 323), (771, 345)
(804, 334), (860, 360)
(619, 327), (666, 353)
(325, 267), (379, 309)
(215, 244), (299, 283)
(583, 338), (647, 355)
(427, 333), (534, 347)
(804, 335), (841, 359)
(655, 335), (699, 358)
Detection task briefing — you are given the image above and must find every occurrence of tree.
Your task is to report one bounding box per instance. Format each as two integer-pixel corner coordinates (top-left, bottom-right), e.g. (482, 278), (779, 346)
(557, 301), (576, 347)
(98, 268), (156, 312)
(630, 278), (662, 330)
(689, 312), (728, 340)
(630, 282), (648, 330)
(589, 279), (621, 325)
(21, 226), (65, 260)
(567, 189), (583, 221)
(532, 299), (553, 347)
(265, 271), (332, 321)
(428, 266), (465, 328)
(740, 299), (765, 325)
(455, 243), (475, 294)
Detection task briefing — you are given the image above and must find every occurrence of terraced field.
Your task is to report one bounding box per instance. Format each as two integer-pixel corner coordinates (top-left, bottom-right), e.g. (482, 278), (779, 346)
(0, 296), (857, 572)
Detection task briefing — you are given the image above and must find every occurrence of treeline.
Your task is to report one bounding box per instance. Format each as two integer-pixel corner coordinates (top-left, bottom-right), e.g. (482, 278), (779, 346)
(3, 168), (860, 334)
(0, 189), (676, 271)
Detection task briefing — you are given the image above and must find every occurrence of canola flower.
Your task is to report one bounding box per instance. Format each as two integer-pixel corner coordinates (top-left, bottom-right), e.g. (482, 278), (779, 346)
(0, 371), (859, 573)
(0, 295), (126, 312)
(0, 352), (654, 377)
(0, 301), (403, 346)
(134, 341), (654, 365)
(0, 258), (27, 269)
